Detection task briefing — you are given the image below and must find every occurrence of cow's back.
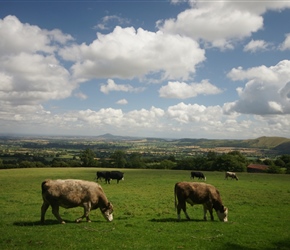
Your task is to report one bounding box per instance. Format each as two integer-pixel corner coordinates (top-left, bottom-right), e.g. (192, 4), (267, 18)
(42, 179), (104, 207)
(176, 182), (220, 204)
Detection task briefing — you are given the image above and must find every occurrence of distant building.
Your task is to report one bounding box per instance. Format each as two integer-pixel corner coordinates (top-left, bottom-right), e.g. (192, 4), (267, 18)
(247, 164), (269, 173)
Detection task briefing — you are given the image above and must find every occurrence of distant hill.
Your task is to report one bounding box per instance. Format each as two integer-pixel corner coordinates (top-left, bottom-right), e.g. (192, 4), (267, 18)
(95, 133), (140, 141)
(244, 136), (290, 149)
(1, 133), (289, 154)
(173, 136), (290, 154)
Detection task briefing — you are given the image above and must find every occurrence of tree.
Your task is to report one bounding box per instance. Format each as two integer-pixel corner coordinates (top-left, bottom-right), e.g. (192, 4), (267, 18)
(127, 153), (145, 168)
(111, 150), (127, 168)
(213, 153), (247, 172)
(79, 148), (97, 167)
(159, 159), (175, 169)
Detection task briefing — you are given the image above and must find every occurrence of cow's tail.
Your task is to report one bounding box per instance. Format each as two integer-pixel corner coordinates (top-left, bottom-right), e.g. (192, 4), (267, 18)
(174, 183), (178, 210)
(41, 180), (50, 194)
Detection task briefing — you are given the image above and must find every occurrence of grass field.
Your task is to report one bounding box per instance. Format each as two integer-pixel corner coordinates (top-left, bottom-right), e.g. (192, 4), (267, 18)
(0, 168), (289, 250)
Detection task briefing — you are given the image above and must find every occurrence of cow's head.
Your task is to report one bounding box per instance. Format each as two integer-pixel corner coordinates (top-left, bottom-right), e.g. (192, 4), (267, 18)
(217, 206), (228, 222)
(101, 202), (113, 222)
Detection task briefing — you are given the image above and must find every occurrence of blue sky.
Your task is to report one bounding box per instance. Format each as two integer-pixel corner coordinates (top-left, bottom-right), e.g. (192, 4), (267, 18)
(1, 0), (290, 139)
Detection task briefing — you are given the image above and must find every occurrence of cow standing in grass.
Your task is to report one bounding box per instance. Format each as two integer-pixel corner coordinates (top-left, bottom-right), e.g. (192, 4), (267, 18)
(174, 182), (228, 222)
(190, 171), (206, 181)
(225, 171), (239, 180)
(41, 179), (113, 224)
(105, 171), (124, 184)
(96, 171), (110, 182)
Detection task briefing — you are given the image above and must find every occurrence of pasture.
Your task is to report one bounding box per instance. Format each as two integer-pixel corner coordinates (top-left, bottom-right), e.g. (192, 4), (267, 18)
(0, 168), (289, 250)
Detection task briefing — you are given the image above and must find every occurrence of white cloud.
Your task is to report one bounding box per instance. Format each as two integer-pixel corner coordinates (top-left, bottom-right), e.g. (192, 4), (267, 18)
(59, 26), (205, 81)
(158, 1), (290, 50)
(279, 33), (290, 51)
(226, 60), (290, 115)
(94, 15), (130, 30)
(117, 99), (128, 105)
(158, 2), (263, 49)
(0, 15), (73, 56)
(244, 39), (270, 53)
(0, 52), (74, 105)
(159, 79), (222, 99)
(100, 79), (145, 94)
(74, 92), (88, 100)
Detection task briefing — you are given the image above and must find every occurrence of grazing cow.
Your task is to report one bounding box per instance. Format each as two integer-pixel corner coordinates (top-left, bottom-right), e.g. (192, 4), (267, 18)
(96, 171), (110, 182)
(225, 171), (239, 180)
(105, 171), (124, 184)
(41, 179), (113, 224)
(174, 182), (228, 222)
(190, 171), (206, 181)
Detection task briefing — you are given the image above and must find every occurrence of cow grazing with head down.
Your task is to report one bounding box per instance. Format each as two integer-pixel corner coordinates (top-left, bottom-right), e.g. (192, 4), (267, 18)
(225, 171), (239, 180)
(191, 171), (206, 181)
(41, 179), (113, 224)
(174, 182), (228, 222)
(96, 171), (110, 182)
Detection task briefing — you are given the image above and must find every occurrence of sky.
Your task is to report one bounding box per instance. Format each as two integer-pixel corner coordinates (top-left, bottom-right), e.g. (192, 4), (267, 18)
(1, 0), (290, 139)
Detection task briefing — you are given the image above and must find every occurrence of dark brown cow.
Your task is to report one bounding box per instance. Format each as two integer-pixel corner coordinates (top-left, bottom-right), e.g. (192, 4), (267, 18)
(174, 182), (228, 222)
(41, 179), (113, 224)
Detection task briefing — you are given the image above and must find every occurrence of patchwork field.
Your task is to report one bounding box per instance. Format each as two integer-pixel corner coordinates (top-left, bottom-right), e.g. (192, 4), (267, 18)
(0, 168), (289, 249)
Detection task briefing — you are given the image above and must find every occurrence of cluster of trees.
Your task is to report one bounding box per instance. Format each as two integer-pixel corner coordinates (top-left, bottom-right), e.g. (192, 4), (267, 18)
(92, 149), (290, 173)
(1, 148), (290, 174)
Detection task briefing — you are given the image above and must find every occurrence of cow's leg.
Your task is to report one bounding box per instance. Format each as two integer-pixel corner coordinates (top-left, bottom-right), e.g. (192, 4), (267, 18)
(208, 205), (214, 221)
(51, 205), (65, 224)
(177, 201), (190, 221)
(40, 201), (50, 224)
(76, 202), (91, 223)
(203, 204), (207, 220)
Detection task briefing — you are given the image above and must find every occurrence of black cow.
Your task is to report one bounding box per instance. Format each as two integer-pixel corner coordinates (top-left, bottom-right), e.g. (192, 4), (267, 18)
(105, 171), (124, 184)
(96, 171), (110, 182)
(190, 171), (206, 181)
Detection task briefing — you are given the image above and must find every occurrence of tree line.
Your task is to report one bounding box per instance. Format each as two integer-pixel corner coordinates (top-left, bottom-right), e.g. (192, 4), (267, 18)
(1, 148), (290, 174)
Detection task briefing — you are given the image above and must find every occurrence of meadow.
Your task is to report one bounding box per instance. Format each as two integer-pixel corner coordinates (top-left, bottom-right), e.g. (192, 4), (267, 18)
(0, 168), (289, 250)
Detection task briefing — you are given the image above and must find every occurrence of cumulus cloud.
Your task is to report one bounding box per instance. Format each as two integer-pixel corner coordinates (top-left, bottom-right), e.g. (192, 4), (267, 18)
(94, 15), (130, 30)
(159, 79), (222, 99)
(226, 60), (290, 115)
(158, 2), (263, 49)
(59, 26), (205, 81)
(100, 79), (145, 94)
(74, 92), (88, 100)
(279, 33), (290, 51)
(158, 1), (290, 49)
(0, 15), (76, 108)
(116, 99), (128, 105)
(0, 15), (73, 56)
(244, 39), (270, 53)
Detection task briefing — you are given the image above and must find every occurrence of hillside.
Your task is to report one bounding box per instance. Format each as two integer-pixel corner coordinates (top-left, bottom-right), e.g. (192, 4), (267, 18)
(244, 136), (290, 149)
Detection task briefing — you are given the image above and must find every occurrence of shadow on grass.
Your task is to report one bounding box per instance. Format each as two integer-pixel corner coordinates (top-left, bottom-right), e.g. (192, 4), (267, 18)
(13, 219), (106, 226)
(223, 239), (290, 250)
(13, 220), (69, 226)
(267, 239), (290, 250)
(149, 218), (206, 223)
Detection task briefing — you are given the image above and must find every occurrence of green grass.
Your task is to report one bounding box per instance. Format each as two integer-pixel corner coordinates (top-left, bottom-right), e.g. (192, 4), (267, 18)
(0, 168), (290, 250)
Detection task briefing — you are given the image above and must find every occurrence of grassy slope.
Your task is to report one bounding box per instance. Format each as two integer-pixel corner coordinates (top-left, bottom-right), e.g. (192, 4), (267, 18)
(0, 168), (290, 250)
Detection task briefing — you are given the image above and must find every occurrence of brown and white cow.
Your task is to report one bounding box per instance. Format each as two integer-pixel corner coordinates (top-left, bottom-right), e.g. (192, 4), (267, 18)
(225, 171), (239, 180)
(174, 182), (228, 222)
(41, 179), (113, 224)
